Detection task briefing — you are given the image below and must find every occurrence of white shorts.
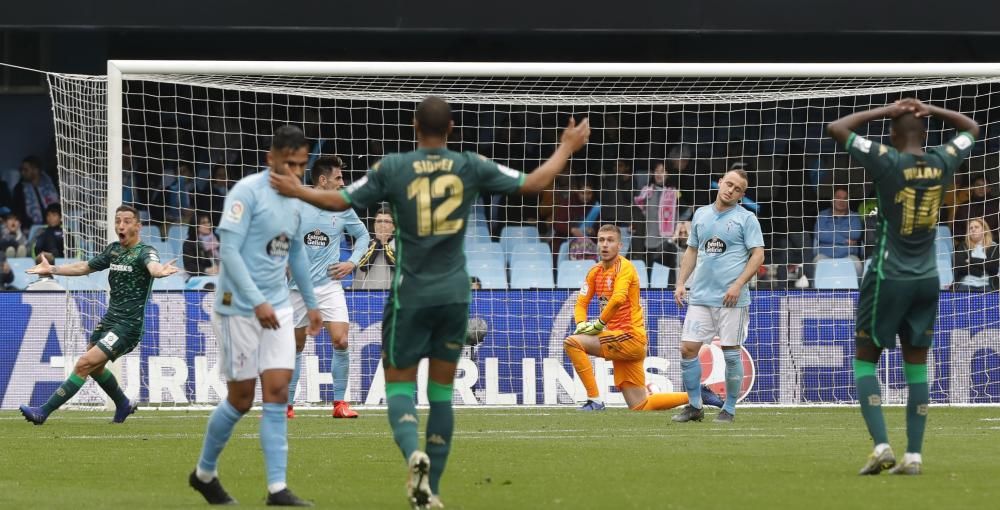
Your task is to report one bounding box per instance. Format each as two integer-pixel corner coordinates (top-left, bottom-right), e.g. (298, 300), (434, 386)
(289, 281), (349, 328)
(681, 304), (750, 346)
(212, 306), (295, 381)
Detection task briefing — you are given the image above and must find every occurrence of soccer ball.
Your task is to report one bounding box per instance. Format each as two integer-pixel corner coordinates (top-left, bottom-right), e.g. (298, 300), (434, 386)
(466, 317), (489, 346)
(645, 383), (661, 395)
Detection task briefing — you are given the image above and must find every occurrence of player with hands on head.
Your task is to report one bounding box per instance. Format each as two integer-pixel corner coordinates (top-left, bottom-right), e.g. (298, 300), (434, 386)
(18, 205), (178, 426)
(827, 97), (979, 476)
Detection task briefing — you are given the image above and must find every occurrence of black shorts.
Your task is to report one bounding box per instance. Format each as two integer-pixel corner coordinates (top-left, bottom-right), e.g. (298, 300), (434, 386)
(856, 274), (939, 349)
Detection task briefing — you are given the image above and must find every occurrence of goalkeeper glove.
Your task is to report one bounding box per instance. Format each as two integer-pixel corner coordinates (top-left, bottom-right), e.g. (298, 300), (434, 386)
(574, 319), (606, 336)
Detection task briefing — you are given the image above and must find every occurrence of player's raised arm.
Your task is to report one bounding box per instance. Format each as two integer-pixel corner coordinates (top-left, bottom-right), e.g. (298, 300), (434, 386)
(29, 256), (94, 277)
(905, 98), (980, 139)
(826, 101), (914, 146)
(146, 258), (180, 278)
(519, 117), (591, 194)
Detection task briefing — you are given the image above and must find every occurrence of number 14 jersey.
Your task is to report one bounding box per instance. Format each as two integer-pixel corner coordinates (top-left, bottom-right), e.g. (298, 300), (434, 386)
(846, 131), (974, 279)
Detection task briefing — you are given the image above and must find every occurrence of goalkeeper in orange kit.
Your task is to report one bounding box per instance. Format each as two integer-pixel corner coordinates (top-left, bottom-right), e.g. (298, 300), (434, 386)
(565, 224), (723, 411)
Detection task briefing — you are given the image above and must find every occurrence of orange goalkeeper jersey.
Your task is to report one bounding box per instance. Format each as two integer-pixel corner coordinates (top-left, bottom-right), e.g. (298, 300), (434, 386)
(574, 256), (647, 339)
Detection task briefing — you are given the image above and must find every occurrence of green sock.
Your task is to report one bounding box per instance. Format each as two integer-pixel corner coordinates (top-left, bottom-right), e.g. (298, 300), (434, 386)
(904, 362), (929, 454)
(854, 359), (889, 446)
(42, 373), (86, 415)
(426, 382), (454, 496)
(93, 370), (128, 407)
(386, 382), (419, 461)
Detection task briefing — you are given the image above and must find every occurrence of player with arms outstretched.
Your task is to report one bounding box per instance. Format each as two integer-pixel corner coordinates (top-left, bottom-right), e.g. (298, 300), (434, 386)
(271, 96), (590, 509)
(286, 156), (370, 419)
(827, 98), (979, 475)
(18, 205), (179, 425)
(189, 126), (322, 506)
(566, 224), (723, 411)
(672, 168), (765, 424)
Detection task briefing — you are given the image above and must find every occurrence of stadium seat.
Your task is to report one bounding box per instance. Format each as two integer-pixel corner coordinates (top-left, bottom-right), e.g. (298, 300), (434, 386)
(465, 223), (491, 243)
(813, 258), (859, 289)
(509, 252), (554, 289)
(466, 241), (502, 257)
(167, 224), (189, 253)
(7, 257), (35, 290)
(936, 224), (952, 242)
(66, 272), (108, 291)
(630, 259), (649, 288)
(186, 275), (218, 290)
(153, 273), (187, 291)
(556, 259), (591, 288)
(500, 226), (540, 261)
(620, 228), (632, 256)
(140, 225), (161, 243)
(650, 263), (671, 288)
(557, 240), (571, 262)
(506, 242), (550, 265)
(467, 252), (507, 289)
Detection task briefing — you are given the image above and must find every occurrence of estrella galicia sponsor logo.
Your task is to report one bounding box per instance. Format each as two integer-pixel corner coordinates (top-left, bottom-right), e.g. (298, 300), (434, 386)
(304, 229), (330, 248)
(267, 234), (290, 259)
(705, 236), (727, 254)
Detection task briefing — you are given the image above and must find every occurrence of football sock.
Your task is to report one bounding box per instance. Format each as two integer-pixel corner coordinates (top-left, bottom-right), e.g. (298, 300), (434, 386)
(904, 362), (929, 455)
(93, 369), (128, 407)
(287, 352), (302, 405)
(41, 373), (85, 415)
(635, 392), (689, 411)
(260, 402), (289, 493)
(565, 337), (600, 400)
(680, 356), (703, 409)
(854, 359), (889, 446)
(426, 381), (454, 495)
(197, 399), (244, 479)
(332, 348), (350, 401)
(723, 348), (743, 415)
(386, 381), (419, 461)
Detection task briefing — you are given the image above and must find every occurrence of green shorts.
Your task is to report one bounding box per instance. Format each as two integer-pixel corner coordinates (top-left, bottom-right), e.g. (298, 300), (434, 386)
(855, 274), (939, 349)
(382, 302), (469, 369)
(89, 323), (142, 361)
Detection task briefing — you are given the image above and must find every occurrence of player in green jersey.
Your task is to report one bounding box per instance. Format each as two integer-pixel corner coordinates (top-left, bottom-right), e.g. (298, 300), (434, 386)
(18, 205), (179, 425)
(828, 97), (979, 475)
(271, 96), (590, 509)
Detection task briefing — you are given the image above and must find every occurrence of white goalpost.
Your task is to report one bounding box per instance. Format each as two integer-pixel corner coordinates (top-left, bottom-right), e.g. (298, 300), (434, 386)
(30, 61), (1000, 409)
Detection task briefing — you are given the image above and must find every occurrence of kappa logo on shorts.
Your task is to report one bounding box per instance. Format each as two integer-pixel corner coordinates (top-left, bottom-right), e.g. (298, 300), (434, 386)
(304, 229), (330, 248)
(705, 236), (727, 254)
(698, 339), (756, 402)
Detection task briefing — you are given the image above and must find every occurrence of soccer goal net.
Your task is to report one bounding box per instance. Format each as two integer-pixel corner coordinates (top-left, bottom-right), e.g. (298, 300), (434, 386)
(32, 61), (1000, 409)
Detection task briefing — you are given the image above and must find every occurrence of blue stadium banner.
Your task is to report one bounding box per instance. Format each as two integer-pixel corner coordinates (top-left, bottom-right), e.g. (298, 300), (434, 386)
(1, 291), (997, 408)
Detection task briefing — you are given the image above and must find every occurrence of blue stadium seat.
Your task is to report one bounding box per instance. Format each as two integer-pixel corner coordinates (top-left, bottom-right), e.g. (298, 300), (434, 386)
(465, 223), (491, 243)
(629, 259), (649, 288)
(937, 254), (954, 289)
(467, 252), (507, 289)
(466, 242), (502, 257)
(140, 225), (161, 243)
(167, 225), (189, 254)
(556, 260), (592, 289)
(186, 275), (218, 290)
(509, 252), (553, 289)
(620, 228), (632, 257)
(500, 226), (540, 261)
(153, 273), (187, 291)
(506, 242), (550, 265)
(7, 257), (35, 290)
(650, 263), (671, 288)
(814, 258), (859, 289)
(557, 240), (571, 262)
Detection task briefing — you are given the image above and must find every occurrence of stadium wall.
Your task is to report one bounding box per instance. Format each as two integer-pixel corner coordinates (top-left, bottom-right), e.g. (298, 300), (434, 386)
(1, 290), (997, 409)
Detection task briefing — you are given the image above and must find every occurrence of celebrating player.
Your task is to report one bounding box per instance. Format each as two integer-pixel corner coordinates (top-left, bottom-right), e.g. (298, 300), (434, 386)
(18, 205), (178, 425)
(189, 126), (322, 507)
(286, 156), (370, 419)
(566, 224), (724, 411)
(827, 98), (979, 475)
(270, 96), (590, 510)
(672, 168), (765, 424)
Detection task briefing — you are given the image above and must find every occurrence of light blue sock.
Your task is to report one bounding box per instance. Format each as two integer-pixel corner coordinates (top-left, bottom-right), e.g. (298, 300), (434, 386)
(260, 402), (289, 491)
(332, 348), (350, 401)
(680, 357), (702, 409)
(723, 349), (743, 415)
(197, 399), (244, 474)
(288, 352), (302, 405)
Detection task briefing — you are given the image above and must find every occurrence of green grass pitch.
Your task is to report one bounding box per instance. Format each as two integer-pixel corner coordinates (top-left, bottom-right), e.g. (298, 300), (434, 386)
(2, 407), (998, 509)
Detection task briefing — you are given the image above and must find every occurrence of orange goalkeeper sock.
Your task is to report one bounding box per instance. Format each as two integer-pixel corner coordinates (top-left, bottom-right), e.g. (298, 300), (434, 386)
(635, 392), (689, 411)
(564, 337), (600, 399)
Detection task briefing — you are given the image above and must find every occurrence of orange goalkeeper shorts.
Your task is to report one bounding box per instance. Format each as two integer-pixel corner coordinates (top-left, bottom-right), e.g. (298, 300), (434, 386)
(598, 329), (647, 389)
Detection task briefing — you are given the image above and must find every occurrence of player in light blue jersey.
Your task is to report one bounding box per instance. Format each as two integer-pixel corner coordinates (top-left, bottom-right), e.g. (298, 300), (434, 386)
(190, 126), (322, 507)
(287, 156), (371, 419)
(672, 168), (764, 424)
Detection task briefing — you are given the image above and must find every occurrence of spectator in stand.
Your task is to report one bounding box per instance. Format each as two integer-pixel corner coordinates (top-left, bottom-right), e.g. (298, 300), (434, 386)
(953, 217), (999, 291)
(0, 181), (11, 212)
(354, 208), (396, 290)
(24, 253), (64, 291)
(601, 159), (641, 229)
(551, 180), (601, 253)
(1, 213), (28, 258)
(953, 174), (1000, 242)
(0, 253), (13, 290)
(813, 186), (864, 275)
(33, 203), (65, 259)
(11, 156), (60, 232)
(667, 144), (711, 213)
(194, 164), (231, 227)
(470, 276), (482, 290)
(183, 214), (220, 277)
(634, 161), (687, 273)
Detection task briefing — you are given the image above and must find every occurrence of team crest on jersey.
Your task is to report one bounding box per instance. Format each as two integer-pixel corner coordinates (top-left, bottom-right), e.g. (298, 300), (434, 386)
(266, 234), (290, 259)
(705, 236), (727, 254)
(606, 277), (613, 288)
(726, 220), (737, 233)
(304, 229), (330, 248)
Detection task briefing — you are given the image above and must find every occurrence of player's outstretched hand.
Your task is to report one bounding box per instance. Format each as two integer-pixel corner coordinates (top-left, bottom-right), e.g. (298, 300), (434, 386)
(255, 302), (280, 330)
(26, 256), (54, 275)
(328, 261), (356, 280)
(269, 170), (301, 197)
(673, 286), (688, 307)
(157, 259), (180, 278)
(560, 117), (591, 153)
(306, 309), (322, 337)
